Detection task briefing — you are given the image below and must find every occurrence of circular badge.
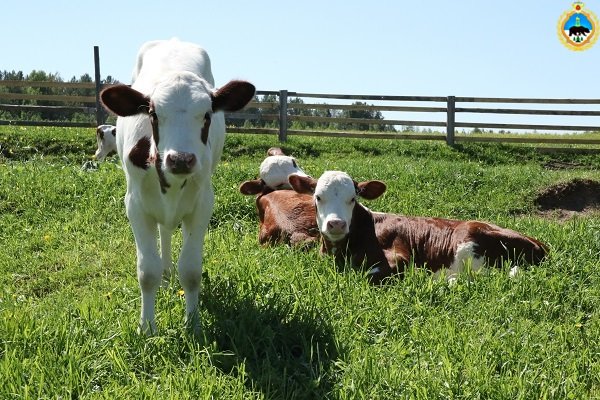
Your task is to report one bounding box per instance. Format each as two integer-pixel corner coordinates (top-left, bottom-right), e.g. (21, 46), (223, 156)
(557, 2), (599, 51)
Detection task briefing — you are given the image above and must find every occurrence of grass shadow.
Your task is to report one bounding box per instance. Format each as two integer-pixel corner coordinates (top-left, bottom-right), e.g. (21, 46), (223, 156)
(200, 273), (339, 399)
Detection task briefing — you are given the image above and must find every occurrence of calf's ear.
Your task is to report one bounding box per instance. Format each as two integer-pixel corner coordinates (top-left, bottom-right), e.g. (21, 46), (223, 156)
(101, 85), (150, 117)
(239, 179), (265, 195)
(212, 80), (256, 112)
(267, 147), (286, 156)
(356, 180), (386, 200)
(288, 174), (317, 194)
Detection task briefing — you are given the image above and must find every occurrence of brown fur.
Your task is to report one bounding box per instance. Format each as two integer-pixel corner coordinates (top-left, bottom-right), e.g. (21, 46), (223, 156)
(240, 180), (318, 247)
(256, 190), (319, 247)
(325, 203), (547, 284)
(289, 174), (547, 284)
(128, 137), (151, 170)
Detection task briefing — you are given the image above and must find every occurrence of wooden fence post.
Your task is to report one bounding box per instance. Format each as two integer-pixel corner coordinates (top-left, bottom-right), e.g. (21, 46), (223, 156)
(278, 89), (288, 142)
(94, 46), (104, 127)
(446, 95), (455, 146)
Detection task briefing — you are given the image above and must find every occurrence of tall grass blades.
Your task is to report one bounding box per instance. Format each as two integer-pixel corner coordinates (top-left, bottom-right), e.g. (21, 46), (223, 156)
(1, 127), (599, 399)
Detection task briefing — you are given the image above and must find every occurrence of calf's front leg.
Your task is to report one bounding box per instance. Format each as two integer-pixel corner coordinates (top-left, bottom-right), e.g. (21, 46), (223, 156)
(127, 203), (162, 335)
(159, 224), (174, 284)
(178, 191), (214, 334)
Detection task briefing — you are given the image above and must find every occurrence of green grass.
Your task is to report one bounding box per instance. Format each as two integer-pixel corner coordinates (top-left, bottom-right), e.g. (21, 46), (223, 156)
(1, 126), (600, 399)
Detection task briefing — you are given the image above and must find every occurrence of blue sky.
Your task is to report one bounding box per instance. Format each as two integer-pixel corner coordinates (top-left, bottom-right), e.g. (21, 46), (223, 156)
(565, 12), (594, 29)
(3, 0), (600, 130)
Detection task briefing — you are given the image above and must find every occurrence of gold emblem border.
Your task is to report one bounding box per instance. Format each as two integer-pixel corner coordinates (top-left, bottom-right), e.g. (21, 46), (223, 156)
(557, 8), (599, 51)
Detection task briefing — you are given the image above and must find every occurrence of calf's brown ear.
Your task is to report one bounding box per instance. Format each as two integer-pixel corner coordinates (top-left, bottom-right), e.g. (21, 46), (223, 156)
(288, 174), (317, 194)
(100, 85), (150, 117)
(239, 179), (266, 195)
(356, 180), (386, 200)
(212, 80), (256, 112)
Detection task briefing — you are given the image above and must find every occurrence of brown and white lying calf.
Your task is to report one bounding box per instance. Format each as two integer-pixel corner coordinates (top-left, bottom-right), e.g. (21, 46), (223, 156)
(240, 148), (318, 246)
(289, 171), (547, 284)
(241, 147), (309, 193)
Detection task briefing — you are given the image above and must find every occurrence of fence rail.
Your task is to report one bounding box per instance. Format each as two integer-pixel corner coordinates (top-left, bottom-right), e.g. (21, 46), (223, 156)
(226, 90), (600, 147)
(1, 46), (599, 150)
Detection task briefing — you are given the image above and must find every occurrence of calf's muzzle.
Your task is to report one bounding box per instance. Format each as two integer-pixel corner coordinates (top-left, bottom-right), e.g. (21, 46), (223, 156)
(166, 152), (197, 174)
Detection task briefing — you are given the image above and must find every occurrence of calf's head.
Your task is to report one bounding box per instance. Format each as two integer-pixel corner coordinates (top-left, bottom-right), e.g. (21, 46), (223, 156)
(94, 124), (117, 161)
(239, 148), (308, 195)
(289, 171), (386, 243)
(101, 74), (255, 187)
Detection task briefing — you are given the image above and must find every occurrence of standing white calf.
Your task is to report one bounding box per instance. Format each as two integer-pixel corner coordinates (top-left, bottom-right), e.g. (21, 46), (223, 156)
(100, 39), (255, 334)
(94, 124), (117, 161)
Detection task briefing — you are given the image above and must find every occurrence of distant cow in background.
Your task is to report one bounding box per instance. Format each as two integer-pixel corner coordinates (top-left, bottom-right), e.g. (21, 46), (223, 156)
(100, 38), (255, 334)
(94, 124), (117, 160)
(241, 147), (309, 193)
(289, 171), (547, 284)
(240, 148), (318, 246)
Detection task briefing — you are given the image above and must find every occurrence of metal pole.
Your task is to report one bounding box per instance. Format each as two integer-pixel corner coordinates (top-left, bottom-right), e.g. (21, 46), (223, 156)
(94, 46), (104, 126)
(278, 89), (288, 142)
(446, 95), (455, 146)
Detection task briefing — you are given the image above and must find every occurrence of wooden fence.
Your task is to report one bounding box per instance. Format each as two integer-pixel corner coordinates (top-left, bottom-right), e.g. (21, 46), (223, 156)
(228, 90), (600, 149)
(1, 46), (599, 149)
(0, 47), (104, 128)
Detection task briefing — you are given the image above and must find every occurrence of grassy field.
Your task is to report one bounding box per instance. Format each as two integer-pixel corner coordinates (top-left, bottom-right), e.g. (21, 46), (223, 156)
(1, 126), (599, 399)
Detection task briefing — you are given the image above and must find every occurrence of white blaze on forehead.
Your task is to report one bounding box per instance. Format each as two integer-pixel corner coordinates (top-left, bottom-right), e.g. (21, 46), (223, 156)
(314, 171), (357, 240)
(260, 155), (308, 189)
(149, 72), (214, 175)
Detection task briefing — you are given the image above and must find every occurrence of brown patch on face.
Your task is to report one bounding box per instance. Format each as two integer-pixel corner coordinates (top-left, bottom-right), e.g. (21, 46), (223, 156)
(129, 137), (151, 170)
(149, 104), (160, 145)
(146, 103), (170, 193)
(201, 113), (211, 145)
(154, 151), (170, 194)
(111, 127), (116, 137)
(96, 127), (104, 140)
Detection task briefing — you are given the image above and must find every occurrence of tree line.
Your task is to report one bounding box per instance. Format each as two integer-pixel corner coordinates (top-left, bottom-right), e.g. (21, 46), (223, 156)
(1, 70), (443, 133)
(230, 94), (397, 132)
(0, 70), (119, 123)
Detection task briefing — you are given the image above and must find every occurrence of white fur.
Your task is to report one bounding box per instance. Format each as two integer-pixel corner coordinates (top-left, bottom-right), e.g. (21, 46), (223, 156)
(116, 39), (225, 334)
(94, 124), (117, 161)
(312, 171), (357, 242)
(260, 155), (308, 190)
(435, 241), (485, 282)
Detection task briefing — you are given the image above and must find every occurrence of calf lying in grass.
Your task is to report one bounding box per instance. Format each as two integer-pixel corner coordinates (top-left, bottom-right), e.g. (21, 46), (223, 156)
(241, 147), (309, 192)
(240, 148), (318, 246)
(289, 171), (547, 284)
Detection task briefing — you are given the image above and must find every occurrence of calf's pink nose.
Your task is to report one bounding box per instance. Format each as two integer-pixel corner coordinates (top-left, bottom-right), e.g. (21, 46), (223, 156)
(326, 219), (347, 233)
(166, 152), (196, 174)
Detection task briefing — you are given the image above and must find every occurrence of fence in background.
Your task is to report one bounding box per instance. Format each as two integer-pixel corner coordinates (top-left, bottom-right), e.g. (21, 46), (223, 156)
(227, 90), (600, 149)
(1, 46), (599, 150)
(0, 47), (103, 128)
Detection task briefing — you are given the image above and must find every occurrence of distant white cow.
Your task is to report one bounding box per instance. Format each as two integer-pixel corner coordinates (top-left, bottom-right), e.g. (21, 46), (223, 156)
(100, 38), (255, 334)
(94, 124), (117, 160)
(239, 147), (309, 194)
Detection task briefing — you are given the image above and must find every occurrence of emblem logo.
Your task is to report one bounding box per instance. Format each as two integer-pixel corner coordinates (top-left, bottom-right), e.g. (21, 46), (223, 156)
(558, 2), (599, 50)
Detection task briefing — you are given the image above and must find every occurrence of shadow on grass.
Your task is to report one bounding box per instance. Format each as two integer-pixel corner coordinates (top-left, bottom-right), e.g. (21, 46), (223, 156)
(200, 274), (339, 398)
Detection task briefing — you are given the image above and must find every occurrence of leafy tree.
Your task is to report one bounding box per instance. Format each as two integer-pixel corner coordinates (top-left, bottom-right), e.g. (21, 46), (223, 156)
(0, 70), (122, 123)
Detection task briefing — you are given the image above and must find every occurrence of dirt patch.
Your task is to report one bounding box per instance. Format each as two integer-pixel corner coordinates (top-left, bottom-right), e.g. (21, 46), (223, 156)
(542, 160), (584, 170)
(535, 178), (600, 218)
